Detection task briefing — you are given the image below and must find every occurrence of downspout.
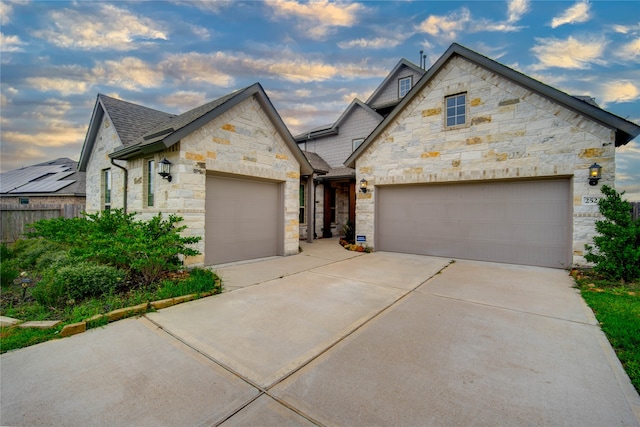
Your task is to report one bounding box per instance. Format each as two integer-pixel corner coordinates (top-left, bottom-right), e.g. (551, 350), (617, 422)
(110, 158), (128, 214)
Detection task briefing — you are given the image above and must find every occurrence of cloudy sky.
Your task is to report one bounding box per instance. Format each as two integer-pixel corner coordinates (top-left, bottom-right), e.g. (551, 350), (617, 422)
(1, 0), (639, 198)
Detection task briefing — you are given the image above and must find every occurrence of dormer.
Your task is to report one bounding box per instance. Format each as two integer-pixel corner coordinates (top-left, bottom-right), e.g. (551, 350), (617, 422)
(366, 58), (425, 117)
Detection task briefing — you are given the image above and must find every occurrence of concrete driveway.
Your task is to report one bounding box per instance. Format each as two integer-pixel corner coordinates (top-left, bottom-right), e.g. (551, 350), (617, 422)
(2, 240), (639, 426)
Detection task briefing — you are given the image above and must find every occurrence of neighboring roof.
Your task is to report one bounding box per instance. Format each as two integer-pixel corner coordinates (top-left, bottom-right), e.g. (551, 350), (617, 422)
(365, 58), (425, 106)
(81, 83), (312, 175)
(79, 95), (175, 171)
(0, 158), (85, 196)
(320, 167), (355, 180)
(346, 43), (640, 168)
(295, 99), (383, 142)
(302, 151), (330, 174)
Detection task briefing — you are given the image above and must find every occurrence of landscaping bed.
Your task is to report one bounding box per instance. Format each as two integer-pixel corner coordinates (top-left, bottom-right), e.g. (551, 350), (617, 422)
(0, 209), (221, 353)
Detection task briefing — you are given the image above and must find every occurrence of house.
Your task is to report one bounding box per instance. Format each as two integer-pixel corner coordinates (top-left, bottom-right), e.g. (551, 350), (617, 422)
(78, 83), (313, 266)
(345, 43), (640, 268)
(0, 158), (86, 242)
(296, 59), (425, 239)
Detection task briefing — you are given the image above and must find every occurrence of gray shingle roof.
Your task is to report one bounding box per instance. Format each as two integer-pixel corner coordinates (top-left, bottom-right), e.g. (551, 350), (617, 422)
(302, 151), (330, 174)
(138, 89), (243, 144)
(99, 95), (175, 146)
(0, 158), (85, 195)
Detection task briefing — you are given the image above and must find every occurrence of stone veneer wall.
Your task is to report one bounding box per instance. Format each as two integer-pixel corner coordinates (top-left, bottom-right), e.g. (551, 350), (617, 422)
(355, 56), (615, 267)
(85, 115), (125, 213)
(86, 95), (303, 267)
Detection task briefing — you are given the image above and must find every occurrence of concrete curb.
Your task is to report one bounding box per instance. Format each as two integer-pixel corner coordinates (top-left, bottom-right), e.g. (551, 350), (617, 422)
(58, 279), (221, 338)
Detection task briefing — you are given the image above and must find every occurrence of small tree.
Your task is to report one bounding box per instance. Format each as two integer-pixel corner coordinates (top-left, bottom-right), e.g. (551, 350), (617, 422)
(584, 185), (640, 282)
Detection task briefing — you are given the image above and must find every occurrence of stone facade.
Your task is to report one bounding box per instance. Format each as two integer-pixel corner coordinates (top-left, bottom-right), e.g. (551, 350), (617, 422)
(85, 95), (303, 267)
(354, 56), (615, 267)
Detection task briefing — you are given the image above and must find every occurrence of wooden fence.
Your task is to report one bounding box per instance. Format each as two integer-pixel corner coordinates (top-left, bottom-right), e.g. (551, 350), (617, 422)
(1, 204), (84, 243)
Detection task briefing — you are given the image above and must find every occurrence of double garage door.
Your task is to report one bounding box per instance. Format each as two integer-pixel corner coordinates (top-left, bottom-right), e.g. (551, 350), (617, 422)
(205, 175), (282, 265)
(376, 179), (571, 268)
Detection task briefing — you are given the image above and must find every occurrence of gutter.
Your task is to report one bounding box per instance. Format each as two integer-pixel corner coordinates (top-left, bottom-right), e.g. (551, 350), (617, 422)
(110, 158), (128, 214)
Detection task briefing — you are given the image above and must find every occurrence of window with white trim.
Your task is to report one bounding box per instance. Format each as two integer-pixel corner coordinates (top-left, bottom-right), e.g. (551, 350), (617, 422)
(352, 138), (365, 152)
(445, 93), (466, 127)
(103, 168), (111, 210)
(299, 184), (306, 224)
(399, 76), (412, 98)
(146, 159), (155, 207)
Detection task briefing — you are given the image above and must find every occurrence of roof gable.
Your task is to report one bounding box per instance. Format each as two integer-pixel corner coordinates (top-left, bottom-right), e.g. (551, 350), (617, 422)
(108, 83), (313, 175)
(295, 99), (382, 142)
(346, 43), (640, 168)
(366, 58), (425, 108)
(78, 95), (174, 171)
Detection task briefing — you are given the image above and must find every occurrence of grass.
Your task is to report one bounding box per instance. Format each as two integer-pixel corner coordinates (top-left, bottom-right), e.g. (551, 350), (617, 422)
(0, 268), (222, 354)
(574, 272), (640, 393)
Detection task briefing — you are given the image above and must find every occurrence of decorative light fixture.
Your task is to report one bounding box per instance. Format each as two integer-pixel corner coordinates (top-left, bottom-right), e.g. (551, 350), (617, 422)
(158, 157), (172, 182)
(359, 178), (368, 193)
(588, 163), (601, 186)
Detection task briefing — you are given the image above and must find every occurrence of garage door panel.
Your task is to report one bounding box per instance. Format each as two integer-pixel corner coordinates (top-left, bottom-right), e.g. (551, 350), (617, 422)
(376, 180), (570, 268)
(206, 175), (281, 265)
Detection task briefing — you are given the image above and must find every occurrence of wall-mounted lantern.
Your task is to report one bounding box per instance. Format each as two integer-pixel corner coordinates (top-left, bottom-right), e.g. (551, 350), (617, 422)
(360, 178), (368, 193)
(158, 157), (172, 182)
(588, 163), (601, 186)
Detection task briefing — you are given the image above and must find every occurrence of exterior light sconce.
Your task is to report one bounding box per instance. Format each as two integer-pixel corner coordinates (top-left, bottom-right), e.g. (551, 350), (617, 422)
(360, 178), (368, 193)
(588, 163), (601, 186)
(158, 157), (172, 182)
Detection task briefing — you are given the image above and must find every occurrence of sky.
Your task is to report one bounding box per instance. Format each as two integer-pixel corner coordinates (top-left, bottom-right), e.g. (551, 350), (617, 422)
(1, 0), (639, 198)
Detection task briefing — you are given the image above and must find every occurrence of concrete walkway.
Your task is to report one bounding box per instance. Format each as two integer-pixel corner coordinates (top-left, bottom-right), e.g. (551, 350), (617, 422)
(2, 239), (639, 426)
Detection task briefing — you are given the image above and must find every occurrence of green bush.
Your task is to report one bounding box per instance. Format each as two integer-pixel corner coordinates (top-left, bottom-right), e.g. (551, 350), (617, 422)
(1, 259), (19, 288)
(28, 209), (201, 287)
(32, 262), (124, 306)
(585, 185), (640, 282)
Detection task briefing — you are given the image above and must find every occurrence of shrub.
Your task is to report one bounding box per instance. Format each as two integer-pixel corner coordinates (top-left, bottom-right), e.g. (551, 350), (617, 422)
(28, 209), (201, 287)
(585, 185), (640, 282)
(1, 259), (19, 288)
(32, 262), (124, 306)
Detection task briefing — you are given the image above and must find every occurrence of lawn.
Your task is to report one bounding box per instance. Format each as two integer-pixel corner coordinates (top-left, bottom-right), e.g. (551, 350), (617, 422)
(574, 274), (640, 394)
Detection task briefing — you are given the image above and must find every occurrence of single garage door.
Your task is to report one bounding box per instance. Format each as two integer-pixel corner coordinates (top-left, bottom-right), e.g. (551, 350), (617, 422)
(376, 179), (571, 268)
(205, 175), (282, 265)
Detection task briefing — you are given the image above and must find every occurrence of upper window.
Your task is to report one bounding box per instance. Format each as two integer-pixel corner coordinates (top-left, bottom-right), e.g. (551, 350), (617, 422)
(103, 168), (111, 210)
(19, 197), (29, 205)
(398, 76), (412, 98)
(146, 159), (155, 207)
(446, 93), (466, 127)
(352, 138), (365, 152)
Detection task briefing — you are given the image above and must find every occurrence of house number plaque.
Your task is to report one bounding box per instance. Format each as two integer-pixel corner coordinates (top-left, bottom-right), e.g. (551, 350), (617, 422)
(583, 196), (601, 205)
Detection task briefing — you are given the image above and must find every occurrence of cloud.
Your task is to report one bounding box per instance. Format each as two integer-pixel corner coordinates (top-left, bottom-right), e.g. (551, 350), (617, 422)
(338, 36), (405, 50)
(160, 53), (235, 86)
(0, 32), (25, 52)
(159, 91), (208, 110)
(25, 77), (91, 96)
(531, 36), (607, 70)
(92, 57), (165, 91)
(171, 0), (232, 14)
(550, 1), (591, 29)
(600, 81), (640, 104)
(2, 122), (86, 148)
(616, 38), (640, 62)
(268, 0), (365, 40)
(416, 6), (524, 42)
(189, 25), (210, 40)
(417, 8), (471, 41)
(507, 0), (530, 23)
(34, 4), (167, 51)
(0, 1), (13, 25)
(611, 24), (640, 34)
